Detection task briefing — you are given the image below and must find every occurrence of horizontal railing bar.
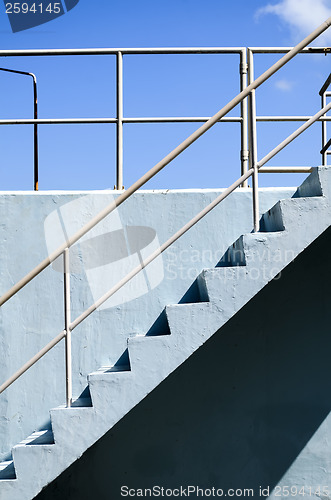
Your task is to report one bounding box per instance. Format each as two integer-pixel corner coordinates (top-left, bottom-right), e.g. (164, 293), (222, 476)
(258, 101), (331, 168)
(1, 16), (330, 308)
(0, 117), (242, 125)
(0, 118), (117, 125)
(70, 169), (254, 331)
(0, 47), (246, 57)
(321, 137), (331, 154)
(0, 47), (327, 57)
(0, 116), (330, 126)
(257, 116), (331, 122)
(123, 117), (242, 123)
(249, 47), (329, 53)
(0, 330), (66, 394)
(259, 166), (313, 173)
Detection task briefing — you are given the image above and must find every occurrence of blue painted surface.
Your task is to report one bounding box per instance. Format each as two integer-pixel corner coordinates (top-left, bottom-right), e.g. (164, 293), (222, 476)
(0, 166), (331, 498)
(0, 186), (296, 462)
(3, 170), (331, 498)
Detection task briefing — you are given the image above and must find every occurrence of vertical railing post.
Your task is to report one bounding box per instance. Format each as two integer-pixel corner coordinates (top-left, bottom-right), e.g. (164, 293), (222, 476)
(247, 49), (259, 232)
(247, 49), (254, 171)
(250, 90), (260, 232)
(32, 74), (39, 191)
(0, 68), (39, 190)
(63, 248), (72, 408)
(240, 49), (249, 187)
(321, 90), (327, 166)
(116, 51), (124, 190)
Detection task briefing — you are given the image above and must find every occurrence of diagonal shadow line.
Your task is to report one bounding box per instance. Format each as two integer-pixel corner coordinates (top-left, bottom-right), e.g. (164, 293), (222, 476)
(35, 226), (331, 498)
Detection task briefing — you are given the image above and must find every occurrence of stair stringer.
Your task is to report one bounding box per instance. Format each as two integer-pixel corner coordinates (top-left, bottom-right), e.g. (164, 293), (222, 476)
(1, 167), (331, 500)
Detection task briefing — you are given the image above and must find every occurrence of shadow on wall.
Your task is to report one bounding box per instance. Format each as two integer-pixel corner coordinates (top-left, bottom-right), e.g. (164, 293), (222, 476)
(36, 227), (331, 499)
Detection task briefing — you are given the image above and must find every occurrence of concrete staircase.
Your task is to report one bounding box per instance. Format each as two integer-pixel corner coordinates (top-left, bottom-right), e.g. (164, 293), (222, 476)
(0, 166), (330, 500)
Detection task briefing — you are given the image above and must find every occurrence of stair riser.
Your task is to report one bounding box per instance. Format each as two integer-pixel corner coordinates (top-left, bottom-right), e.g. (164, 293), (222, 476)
(12, 445), (62, 486)
(50, 408), (97, 454)
(201, 268), (263, 311)
(88, 374), (137, 421)
(262, 202), (285, 232)
(0, 482), (17, 500)
(295, 167), (323, 198)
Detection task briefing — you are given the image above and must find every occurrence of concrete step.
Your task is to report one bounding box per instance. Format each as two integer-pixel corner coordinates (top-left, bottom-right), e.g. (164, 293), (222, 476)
(294, 166), (324, 198)
(166, 302), (218, 348)
(0, 461), (15, 480)
(228, 231), (287, 268)
(197, 266), (248, 302)
(198, 266), (263, 311)
(12, 443), (59, 484)
(50, 407), (97, 453)
(88, 370), (135, 420)
(262, 196), (327, 232)
(127, 335), (174, 391)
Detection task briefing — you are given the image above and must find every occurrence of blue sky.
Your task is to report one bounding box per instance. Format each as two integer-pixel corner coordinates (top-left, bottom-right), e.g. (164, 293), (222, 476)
(0, 0), (330, 190)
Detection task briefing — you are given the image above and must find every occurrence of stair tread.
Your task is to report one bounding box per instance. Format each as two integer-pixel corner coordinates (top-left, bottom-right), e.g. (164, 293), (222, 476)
(0, 461), (16, 480)
(71, 397), (93, 408)
(106, 364), (130, 373)
(17, 430), (54, 446)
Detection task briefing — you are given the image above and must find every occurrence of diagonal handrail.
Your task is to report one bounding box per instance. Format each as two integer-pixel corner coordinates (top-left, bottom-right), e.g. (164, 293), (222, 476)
(0, 16), (331, 400)
(1, 15), (330, 308)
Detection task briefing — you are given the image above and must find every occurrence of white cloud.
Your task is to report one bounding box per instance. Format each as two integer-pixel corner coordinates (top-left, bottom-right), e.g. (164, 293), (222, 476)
(256, 0), (331, 44)
(274, 78), (295, 91)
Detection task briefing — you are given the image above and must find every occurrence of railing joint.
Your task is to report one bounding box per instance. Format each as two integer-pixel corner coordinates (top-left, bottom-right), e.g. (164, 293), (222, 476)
(241, 149), (249, 162)
(240, 62), (249, 75)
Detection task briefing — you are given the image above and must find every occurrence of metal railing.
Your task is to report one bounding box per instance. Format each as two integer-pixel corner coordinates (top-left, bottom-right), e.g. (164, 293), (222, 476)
(247, 49), (331, 179)
(320, 72), (331, 164)
(0, 16), (331, 407)
(0, 46), (330, 190)
(0, 67), (38, 190)
(0, 47), (247, 190)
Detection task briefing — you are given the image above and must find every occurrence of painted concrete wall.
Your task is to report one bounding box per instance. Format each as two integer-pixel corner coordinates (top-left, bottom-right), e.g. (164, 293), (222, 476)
(35, 225), (331, 499)
(0, 187), (296, 462)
